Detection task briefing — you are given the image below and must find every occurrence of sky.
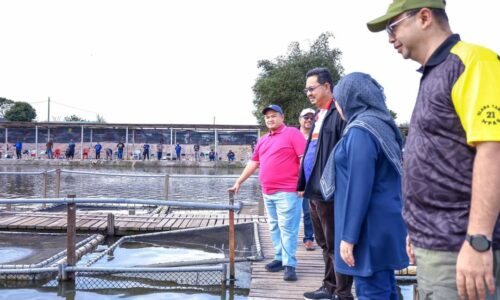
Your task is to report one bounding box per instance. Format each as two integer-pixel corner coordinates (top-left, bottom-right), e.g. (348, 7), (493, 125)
(1, 0), (499, 125)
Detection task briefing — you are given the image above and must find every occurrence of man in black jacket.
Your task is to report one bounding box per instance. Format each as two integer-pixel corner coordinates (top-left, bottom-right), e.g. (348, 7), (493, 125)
(298, 68), (353, 300)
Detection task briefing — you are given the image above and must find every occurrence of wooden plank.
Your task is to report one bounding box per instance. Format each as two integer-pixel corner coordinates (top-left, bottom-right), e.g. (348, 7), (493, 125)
(35, 217), (62, 229)
(90, 219), (108, 231)
(249, 222), (331, 300)
(47, 216), (68, 230)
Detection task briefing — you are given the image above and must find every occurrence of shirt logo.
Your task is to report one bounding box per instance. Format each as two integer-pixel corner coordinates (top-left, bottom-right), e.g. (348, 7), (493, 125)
(477, 104), (500, 126)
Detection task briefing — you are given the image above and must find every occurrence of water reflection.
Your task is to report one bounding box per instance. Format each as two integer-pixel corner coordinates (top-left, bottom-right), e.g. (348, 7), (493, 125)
(93, 241), (225, 268)
(0, 166), (261, 214)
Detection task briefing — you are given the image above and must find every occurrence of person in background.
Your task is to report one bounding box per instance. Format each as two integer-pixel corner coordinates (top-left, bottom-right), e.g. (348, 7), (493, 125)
(229, 104), (306, 282)
(116, 141), (125, 160)
(175, 143), (182, 160)
(156, 141), (164, 161)
(46, 140), (53, 159)
(66, 139), (75, 160)
(94, 142), (102, 160)
(321, 72), (408, 299)
(15, 140), (22, 159)
(105, 148), (113, 160)
(208, 149), (216, 161)
(194, 143), (200, 161)
(227, 149), (235, 161)
(367, 1), (500, 299)
(298, 67), (353, 300)
(298, 108), (316, 251)
(142, 142), (150, 161)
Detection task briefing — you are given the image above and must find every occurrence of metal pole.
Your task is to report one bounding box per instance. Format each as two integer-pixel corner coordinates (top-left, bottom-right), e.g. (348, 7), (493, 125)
(107, 213), (115, 236)
(170, 128), (173, 159)
(55, 169), (61, 198)
(258, 194), (265, 217)
(47, 97), (50, 122)
(228, 191), (235, 281)
(35, 125), (38, 159)
(80, 126), (84, 160)
(215, 128), (218, 160)
(5, 128), (8, 158)
(66, 194), (76, 281)
(164, 175), (169, 200)
(125, 127), (129, 160)
(42, 171), (48, 208)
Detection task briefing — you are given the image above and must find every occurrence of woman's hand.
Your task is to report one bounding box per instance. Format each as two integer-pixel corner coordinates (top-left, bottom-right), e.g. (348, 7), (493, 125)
(406, 235), (415, 265)
(340, 240), (355, 267)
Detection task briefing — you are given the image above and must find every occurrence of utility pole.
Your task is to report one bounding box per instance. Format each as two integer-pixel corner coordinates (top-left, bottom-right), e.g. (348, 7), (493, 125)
(47, 97), (50, 122)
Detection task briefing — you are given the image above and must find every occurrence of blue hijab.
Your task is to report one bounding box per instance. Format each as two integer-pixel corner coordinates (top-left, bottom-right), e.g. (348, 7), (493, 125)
(320, 72), (403, 200)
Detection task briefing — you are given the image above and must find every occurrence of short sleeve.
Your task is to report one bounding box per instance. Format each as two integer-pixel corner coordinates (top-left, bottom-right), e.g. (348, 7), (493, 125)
(451, 43), (500, 145)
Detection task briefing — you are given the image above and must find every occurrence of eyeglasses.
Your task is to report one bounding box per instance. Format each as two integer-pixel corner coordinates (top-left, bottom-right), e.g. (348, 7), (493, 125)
(303, 84), (322, 94)
(386, 14), (412, 36)
(301, 115), (314, 121)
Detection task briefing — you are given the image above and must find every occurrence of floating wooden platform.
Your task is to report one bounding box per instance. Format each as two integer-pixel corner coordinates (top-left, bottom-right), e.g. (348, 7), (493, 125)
(0, 211), (266, 235)
(249, 222), (326, 300)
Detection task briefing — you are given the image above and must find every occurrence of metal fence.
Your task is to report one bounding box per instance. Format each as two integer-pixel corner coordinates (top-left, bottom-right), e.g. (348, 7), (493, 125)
(0, 169), (263, 214)
(0, 195), (247, 287)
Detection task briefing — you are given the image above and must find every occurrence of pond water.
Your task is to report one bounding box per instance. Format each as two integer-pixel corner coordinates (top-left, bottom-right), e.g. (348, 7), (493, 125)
(0, 165), (414, 299)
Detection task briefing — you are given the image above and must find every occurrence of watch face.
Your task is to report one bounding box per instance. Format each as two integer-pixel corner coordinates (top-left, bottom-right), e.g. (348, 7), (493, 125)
(471, 236), (490, 252)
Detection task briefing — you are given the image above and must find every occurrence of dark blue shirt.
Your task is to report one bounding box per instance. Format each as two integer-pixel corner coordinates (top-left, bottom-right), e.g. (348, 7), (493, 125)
(334, 128), (408, 276)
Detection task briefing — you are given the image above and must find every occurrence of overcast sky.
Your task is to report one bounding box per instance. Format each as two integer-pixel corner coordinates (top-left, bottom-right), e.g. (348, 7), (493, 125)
(1, 0), (499, 125)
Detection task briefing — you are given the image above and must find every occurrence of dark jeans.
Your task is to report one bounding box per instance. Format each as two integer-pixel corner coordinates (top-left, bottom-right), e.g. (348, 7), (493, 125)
(355, 270), (398, 300)
(143, 151), (149, 160)
(302, 197), (314, 242)
(16, 149), (22, 159)
(309, 199), (353, 298)
(118, 149), (123, 160)
(95, 152), (100, 159)
(157, 152), (162, 160)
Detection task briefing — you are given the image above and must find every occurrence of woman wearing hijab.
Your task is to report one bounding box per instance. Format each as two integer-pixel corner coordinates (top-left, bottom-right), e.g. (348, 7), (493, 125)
(320, 72), (408, 299)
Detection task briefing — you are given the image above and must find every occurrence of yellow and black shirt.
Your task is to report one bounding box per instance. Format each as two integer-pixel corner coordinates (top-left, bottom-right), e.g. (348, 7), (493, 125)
(403, 34), (500, 251)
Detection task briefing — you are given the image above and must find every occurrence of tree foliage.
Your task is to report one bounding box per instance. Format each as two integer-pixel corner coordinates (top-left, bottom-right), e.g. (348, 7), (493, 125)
(96, 114), (106, 123)
(0, 97), (15, 118)
(4, 101), (37, 121)
(253, 32), (344, 126)
(64, 114), (87, 122)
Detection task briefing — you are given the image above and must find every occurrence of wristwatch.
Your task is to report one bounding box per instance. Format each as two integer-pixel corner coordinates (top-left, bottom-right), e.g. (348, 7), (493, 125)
(465, 234), (492, 252)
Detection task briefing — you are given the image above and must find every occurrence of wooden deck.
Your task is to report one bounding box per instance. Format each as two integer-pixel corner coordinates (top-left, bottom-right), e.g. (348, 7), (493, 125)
(249, 222), (325, 300)
(0, 211), (266, 235)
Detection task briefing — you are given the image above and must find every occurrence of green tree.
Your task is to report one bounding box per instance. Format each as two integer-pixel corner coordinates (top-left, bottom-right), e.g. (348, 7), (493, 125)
(389, 109), (397, 120)
(253, 32), (344, 126)
(4, 101), (37, 121)
(64, 114), (87, 122)
(0, 97), (15, 118)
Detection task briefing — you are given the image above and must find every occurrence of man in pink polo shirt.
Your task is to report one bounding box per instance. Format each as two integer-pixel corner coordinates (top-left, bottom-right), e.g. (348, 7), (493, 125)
(229, 104), (306, 281)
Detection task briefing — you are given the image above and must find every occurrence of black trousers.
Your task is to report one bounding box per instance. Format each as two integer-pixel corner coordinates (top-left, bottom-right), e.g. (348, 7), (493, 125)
(309, 199), (353, 298)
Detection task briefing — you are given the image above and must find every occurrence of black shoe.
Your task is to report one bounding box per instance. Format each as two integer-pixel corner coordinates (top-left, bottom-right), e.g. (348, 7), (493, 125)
(265, 260), (284, 272)
(332, 294), (354, 300)
(303, 286), (332, 300)
(283, 266), (297, 281)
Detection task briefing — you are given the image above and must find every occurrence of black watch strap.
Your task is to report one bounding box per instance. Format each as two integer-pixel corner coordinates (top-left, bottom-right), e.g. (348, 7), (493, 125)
(465, 234), (492, 252)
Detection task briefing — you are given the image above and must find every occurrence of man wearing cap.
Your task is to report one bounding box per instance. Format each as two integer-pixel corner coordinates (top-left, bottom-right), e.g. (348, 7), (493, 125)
(298, 67), (353, 300)
(229, 104), (306, 282)
(367, 1), (500, 299)
(299, 108), (316, 251)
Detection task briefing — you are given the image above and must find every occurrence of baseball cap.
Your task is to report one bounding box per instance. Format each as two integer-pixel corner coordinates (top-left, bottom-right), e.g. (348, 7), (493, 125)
(367, 0), (446, 32)
(300, 108), (315, 117)
(262, 104), (284, 115)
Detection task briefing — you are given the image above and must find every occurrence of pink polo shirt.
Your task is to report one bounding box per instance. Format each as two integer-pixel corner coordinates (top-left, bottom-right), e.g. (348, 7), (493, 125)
(252, 124), (306, 195)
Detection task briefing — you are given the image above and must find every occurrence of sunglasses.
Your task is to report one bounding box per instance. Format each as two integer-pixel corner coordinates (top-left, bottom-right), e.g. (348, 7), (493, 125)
(301, 115), (314, 121)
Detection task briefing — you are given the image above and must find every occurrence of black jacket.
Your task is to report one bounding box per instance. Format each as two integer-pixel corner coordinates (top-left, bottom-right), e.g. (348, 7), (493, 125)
(297, 104), (346, 200)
